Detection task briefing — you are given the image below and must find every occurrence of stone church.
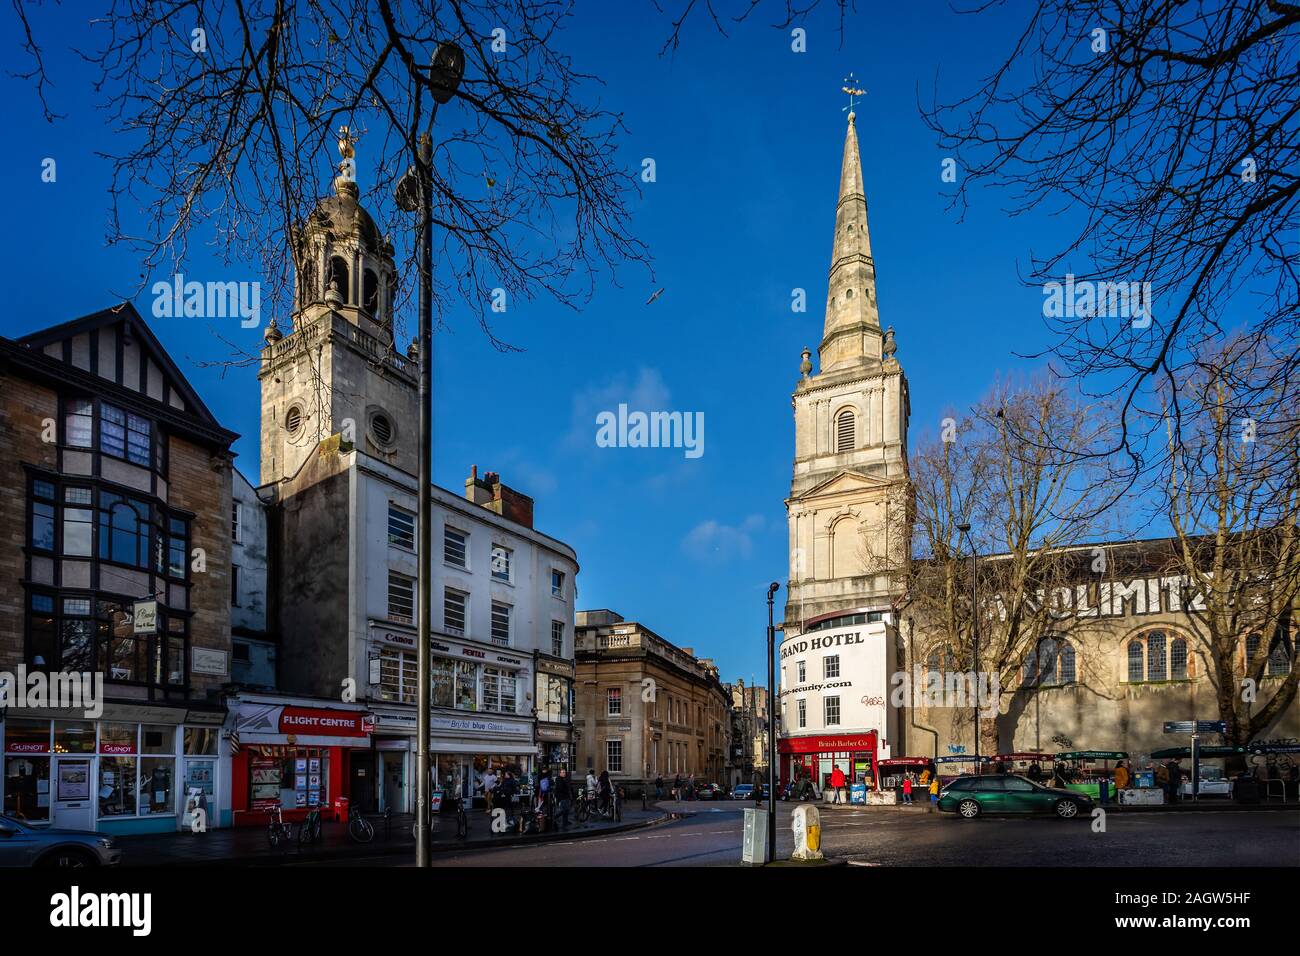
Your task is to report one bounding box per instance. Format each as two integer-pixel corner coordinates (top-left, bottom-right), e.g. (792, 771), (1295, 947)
(779, 111), (1297, 778)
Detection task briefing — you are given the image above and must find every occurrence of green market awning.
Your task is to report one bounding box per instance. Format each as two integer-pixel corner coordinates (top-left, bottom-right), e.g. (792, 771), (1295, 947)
(1054, 751), (1128, 761)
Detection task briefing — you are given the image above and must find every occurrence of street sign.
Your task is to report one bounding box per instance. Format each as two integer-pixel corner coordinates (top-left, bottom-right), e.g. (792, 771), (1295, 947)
(132, 600), (157, 635)
(1163, 721), (1226, 734)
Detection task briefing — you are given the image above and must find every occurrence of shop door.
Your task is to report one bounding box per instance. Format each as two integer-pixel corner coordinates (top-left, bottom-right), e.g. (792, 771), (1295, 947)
(182, 759), (217, 831)
(380, 753), (405, 813)
(350, 753), (378, 812)
(51, 758), (94, 831)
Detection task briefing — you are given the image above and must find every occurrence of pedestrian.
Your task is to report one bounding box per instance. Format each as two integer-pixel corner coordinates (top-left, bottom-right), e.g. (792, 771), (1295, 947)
(1166, 758), (1183, 803)
(586, 768), (599, 804)
(830, 765), (847, 805)
(598, 769), (613, 814)
(1114, 760), (1130, 792)
(483, 766), (498, 814)
(673, 773), (683, 801)
(500, 770), (519, 827)
(901, 774), (914, 806)
(1027, 761), (1043, 782)
(655, 775), (664, 800)
(688, 772), (696, 801)
(928, 776), (940, 811)
(554, 768), (572, 830)
(752, 769), (764, 807)
(1154, 761), (1169, 800)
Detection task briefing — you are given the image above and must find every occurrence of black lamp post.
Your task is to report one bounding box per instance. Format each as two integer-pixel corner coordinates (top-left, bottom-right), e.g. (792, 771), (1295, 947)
(766, 581), (780, 863)
(395, 41), (464, 869)
(956, 523), (979, 770)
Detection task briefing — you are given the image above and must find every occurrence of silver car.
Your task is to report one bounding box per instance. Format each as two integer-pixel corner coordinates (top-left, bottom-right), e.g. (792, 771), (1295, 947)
(0, 813), (121, 867)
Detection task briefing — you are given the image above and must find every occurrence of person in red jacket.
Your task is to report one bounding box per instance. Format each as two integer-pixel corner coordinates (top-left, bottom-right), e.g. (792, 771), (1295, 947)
(901, 774), (914, 805)
(830, 766), (847, 805)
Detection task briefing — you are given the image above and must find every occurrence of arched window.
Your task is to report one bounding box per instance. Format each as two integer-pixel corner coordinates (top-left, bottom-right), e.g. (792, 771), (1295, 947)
(300, 258), (318, 305)
(1169, 636), (1188, 680)
(328, 256), (350, 302)
(925, 650), (940, 675)
(835, 409), (855, 453)
(1127, 640), (1144, 682)
(1146, 630), (1167, 681)
(363, 268), (379, 315)
(1059, 642), (1076, 684)
(1025, 636), (1076, 687)
(1246, 632), (1292, 677)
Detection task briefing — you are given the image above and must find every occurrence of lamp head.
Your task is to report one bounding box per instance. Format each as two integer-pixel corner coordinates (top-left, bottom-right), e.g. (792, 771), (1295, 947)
(429, 42), (465, 104)
(767, 582), (780, 597)
(956, 523), (971, 534)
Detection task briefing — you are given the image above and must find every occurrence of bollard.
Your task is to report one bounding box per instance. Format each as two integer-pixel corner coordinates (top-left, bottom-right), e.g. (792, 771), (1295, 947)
(791, 804), (824, 861)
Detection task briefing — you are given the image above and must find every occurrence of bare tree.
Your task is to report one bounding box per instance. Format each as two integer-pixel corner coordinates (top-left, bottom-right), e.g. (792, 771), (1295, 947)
(891, 377), (1125, 754)
(1163, 334), (1300, 756)
(921, 0), (1299, 516)
(11, 0), (650, 356)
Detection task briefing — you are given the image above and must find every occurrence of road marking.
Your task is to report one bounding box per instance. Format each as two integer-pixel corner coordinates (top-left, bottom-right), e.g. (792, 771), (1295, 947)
(847, 860), (883, 866)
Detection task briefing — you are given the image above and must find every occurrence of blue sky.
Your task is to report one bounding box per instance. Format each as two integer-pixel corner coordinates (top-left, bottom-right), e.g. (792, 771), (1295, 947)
(4, 1), (1078, 682)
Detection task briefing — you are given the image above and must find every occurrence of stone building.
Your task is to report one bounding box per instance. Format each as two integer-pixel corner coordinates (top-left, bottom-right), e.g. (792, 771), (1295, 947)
(574, 610), (730, 793)
(777, 111), (1296, 790)
(0, 304), (237, 833)
(244, 154), (578, 821)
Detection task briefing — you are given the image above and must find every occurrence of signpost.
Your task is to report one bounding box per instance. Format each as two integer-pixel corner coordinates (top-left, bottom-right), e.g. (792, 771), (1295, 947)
(1162, 721), (1227, 801)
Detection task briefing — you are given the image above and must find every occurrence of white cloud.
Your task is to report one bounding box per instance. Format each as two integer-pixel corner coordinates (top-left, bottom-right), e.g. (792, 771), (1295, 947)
(566, 367), (672, 450)
(682, 515), (765, 564)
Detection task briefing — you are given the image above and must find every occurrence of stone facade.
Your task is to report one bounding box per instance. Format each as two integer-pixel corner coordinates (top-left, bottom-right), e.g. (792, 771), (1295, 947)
(574, 610), (730, 793)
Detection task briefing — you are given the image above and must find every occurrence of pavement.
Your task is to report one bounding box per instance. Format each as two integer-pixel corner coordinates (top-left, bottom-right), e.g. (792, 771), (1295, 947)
(113, 805), (672, 866)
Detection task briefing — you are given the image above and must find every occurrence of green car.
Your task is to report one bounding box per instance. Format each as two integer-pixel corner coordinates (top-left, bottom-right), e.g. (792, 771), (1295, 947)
(937, 774), (1094, 820)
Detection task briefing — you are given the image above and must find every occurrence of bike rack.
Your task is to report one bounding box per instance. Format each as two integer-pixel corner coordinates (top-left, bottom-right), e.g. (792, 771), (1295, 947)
(1264, 779), (1287, 802)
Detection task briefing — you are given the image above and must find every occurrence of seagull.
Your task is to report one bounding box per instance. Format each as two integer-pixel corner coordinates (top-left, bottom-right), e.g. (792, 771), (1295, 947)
(645, 287), (665, 305)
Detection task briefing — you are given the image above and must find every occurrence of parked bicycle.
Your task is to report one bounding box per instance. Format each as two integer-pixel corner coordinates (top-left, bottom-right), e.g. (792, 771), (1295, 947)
(347, 803), (375, 843)
(267, 805), (294, 849)
(298, 807), (322, 845)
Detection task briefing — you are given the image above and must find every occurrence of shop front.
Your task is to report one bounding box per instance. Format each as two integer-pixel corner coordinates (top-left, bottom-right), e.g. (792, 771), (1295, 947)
(779, 731), (879, 793)
(534, 653), (575, 775)
(227, 695), (373, 827)
(1, 704), (226, 833)
(430, 712), (537, 810)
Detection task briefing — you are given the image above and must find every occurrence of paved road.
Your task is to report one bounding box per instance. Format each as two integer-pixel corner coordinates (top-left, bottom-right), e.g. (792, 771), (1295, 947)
(295, 801), (1300, 867)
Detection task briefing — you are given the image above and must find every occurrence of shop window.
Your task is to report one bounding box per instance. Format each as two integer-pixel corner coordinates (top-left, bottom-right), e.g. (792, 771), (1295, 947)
(98, 755), (137, 817)
(432, 657), (455, 708)
(99, 722), (137, 754)
(3, 753), (50, 821)
(53, 720), (96, 754)
(183, 727), (220, 755)
(454, 660), (478, 711)
(380, 647), (417, 705)
(139, 756), (175, 815)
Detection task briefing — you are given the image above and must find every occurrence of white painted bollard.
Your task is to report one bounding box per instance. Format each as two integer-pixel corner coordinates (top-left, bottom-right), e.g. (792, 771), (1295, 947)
(791, 804), (823, 861)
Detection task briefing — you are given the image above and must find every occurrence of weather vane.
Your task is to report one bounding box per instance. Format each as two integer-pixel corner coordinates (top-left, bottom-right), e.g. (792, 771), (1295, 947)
(842, 73), (866, 115)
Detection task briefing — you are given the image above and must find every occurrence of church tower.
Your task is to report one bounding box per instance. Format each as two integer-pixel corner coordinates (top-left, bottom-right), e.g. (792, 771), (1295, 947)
(258, 132), (417, 486)
(784, 108), (911, 637)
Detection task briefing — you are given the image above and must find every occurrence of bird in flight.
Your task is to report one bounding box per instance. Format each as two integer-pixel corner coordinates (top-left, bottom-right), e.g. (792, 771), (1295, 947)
(645, 288), (665, 305)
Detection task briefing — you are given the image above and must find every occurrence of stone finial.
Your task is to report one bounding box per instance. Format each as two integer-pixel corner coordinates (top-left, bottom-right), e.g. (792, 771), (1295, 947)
(406, 339), (419, 361)
(264, 317), (283, 344)
(324, 279), (344, 309)
(883, 326), (897, 360)
(799, 347), (813, 379)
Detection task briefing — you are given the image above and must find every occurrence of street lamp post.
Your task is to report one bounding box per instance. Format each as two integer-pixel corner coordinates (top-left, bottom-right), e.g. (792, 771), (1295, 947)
(956, 523), (979, 769)
(766, 581), (780, 863)
(395, 42), (465, 869)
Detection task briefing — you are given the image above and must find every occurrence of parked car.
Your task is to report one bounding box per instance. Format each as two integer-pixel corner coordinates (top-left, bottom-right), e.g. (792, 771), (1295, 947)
(937, 774), (1094, 820)
(0, 813), (122, 867)
(732, 783), (767, 800)
(695, 783), (724, 800)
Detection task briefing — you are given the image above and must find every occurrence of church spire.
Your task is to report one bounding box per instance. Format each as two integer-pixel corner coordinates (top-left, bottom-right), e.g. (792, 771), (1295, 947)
(819, 102), (883, 373)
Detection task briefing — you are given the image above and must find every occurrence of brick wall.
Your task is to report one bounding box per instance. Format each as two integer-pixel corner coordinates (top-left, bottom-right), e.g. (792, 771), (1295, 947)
(166, 434), (233, 698)
(0, 370), (58, 668)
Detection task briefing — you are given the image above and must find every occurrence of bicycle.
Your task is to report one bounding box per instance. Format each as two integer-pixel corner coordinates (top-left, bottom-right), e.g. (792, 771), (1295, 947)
(267, 805), (294, 849)
(298, 807), (322, 845)
(347, 804), (375, 843)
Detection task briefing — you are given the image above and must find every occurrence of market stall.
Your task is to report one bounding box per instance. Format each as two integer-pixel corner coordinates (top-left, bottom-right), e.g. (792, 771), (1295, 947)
(876, 757), (935, 798)
(1151, 745), (1244, 798)
(934, 754), (991, 783)
(1052, 751), (1125, 801)
(990, 752), (1054, 784)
